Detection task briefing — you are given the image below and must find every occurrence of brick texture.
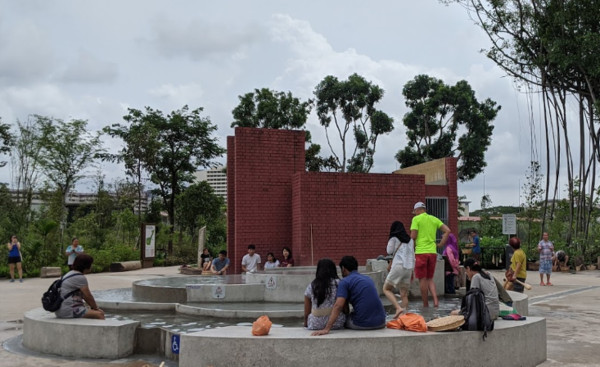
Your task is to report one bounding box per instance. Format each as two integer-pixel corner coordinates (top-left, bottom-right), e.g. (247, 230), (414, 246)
(228, 128), (458, 273)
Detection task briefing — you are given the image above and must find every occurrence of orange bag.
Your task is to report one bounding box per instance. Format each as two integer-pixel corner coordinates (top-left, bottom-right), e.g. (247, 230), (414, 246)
(251, 315), (272, 336)
(399, 313), (427, 332)
(386, 313), (427, 332)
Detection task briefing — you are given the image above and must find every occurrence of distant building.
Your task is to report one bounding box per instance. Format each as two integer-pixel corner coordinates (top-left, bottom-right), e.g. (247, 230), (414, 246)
(194, 165), (227, 201)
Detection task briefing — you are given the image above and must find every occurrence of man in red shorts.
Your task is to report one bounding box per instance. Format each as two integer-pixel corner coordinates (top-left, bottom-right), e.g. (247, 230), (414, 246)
(410, 202), (451, 307)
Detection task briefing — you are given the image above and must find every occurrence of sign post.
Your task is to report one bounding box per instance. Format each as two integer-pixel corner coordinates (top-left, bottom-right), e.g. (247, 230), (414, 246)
(140, 223), (156, 268)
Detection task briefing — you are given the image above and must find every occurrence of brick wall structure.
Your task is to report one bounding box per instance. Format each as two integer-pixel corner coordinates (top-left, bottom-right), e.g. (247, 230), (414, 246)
(227, 127), (458, 273)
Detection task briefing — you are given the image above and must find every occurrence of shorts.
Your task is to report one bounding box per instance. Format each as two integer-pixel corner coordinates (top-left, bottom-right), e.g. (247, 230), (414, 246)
(414, 253), (437, 279)
(539, 259), (552, 274)
(385, 265), (412, 289)
(8, 256), (21, 264)
(513, 277), (526, 293)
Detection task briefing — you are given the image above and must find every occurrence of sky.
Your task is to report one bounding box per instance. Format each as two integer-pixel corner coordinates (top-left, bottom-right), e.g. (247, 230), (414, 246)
(0, 0), (553, 211)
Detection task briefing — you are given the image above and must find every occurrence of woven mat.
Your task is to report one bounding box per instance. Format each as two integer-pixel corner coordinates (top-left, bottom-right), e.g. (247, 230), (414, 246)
(426, 315), (465, 332)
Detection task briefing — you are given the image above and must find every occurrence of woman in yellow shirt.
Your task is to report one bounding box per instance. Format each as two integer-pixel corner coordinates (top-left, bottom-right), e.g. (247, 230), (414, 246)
(507, 237), (527, 292)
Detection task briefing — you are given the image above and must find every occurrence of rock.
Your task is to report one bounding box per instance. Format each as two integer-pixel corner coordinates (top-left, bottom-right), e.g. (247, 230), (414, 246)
(40, 267), (61, 278)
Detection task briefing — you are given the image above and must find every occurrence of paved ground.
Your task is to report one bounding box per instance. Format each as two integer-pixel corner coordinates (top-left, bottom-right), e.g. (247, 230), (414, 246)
(1, 266), (599, 366)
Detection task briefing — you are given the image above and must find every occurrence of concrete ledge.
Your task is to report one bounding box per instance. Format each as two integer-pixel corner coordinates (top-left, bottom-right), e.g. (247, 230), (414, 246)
(40, 267), (61, 278)
(109, 260), (142, 272)
(180, 318), (546, 367)
(187, 283), (264, 302)
(23, 308), (139, 359)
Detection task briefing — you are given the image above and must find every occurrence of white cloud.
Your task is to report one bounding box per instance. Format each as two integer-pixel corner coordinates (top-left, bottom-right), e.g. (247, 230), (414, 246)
(59, 50), (118, 84)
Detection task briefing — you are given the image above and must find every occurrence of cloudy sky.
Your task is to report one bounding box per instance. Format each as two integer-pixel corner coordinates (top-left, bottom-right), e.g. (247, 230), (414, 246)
(0, 0), (551, 211)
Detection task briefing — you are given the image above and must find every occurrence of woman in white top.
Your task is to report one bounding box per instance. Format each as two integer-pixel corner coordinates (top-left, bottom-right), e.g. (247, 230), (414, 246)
(383, 221), (415, 318)
(263, 252), (280, 269)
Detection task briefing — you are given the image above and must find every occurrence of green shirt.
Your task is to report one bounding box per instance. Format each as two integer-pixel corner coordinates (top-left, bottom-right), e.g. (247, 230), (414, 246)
(410, 212), (443, 254)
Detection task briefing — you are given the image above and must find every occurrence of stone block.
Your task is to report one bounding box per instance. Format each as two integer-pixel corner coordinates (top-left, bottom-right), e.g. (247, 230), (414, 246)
(23, 308), (139, 359)
(40, 267), (61, 278)
(109, 260), (142, 272)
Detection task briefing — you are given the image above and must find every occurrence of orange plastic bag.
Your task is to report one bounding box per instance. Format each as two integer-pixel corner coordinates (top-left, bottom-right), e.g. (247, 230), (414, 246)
(399, 313), (427, 332)
(252, 315), (272, 336)
(386, 313), (427, 332)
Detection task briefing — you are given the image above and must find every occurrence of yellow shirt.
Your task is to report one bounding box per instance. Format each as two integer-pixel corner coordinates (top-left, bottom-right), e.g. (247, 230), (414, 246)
(511, 248), (527, 279)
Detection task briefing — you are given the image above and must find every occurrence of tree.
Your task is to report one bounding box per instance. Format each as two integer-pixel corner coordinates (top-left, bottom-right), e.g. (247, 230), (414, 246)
(106, 105), (225, 254)
(396, 75), (500, 181)
(0, 117), (14, 169)
(231, 88), (336, 171)
(441, 0), (600, 245)
(11, 116), (46, 213)
(175, 181), (224, 241)
(36, 117), (104, 231)
(314, 73), (394, 172)
(521, 161), (544, 253)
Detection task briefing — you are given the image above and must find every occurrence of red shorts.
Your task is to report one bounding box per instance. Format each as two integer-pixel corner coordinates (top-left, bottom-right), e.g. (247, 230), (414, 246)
(414, 253), (437, 279)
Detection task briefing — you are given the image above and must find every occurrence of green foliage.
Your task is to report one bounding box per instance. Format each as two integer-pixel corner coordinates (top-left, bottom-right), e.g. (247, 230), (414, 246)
(105, 106), (225, 256)
(176, 182), (224, 239)
(521, 161), (544, 252)
(36, 116), (104, 206)
(396, 75), (499, 181)
(314, 73), (394, 172)
(0, 117), (14, 168)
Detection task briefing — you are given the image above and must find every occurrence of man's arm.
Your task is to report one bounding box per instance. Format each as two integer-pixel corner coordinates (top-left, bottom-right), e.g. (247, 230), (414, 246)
(311, 296), (346, 336)
(437, 224), (451, 247)
(220, 260), (230, 273)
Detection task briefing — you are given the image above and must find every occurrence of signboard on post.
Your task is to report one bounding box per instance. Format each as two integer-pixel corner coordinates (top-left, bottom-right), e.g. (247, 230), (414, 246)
(140, 223), (156, 268)
(502, 214), (517, 235)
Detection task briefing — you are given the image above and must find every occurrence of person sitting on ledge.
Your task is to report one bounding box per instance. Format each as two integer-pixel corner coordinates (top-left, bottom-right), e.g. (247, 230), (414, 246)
(200, 248), (213, 272)
(55, 254), (105, 320)
(304, 258), (346, 330)
(211, 250), (230, 275)
(312, 256), (386, 336)
(452, 258), (499, 320)
(264, 252), (280, 269)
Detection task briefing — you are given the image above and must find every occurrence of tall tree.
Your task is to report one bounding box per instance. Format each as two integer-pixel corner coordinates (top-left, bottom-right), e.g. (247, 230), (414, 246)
(521, 161), (544, 253)
(396, 75), (500, 181)
(36, 117), (104, 229)
(441, 0), (600, 244)
(314, 73), (394, 172)
(231, 88), (336, 171)
(106, 105), (225, 254)
(11, 116), (47, 212)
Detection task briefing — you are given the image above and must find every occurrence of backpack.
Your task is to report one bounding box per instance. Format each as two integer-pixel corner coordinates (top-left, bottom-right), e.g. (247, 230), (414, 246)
(460, 288), (495, 340)
(41, 273), (83, 312)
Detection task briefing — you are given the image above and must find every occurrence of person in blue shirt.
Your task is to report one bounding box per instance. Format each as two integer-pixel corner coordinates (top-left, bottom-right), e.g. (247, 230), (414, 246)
(65, 237), (84, 270)
(211, 250), (231, 275)
(311, 256), (386, 335)
(469, 230), (481, 261)
(7, 235), (23, 283)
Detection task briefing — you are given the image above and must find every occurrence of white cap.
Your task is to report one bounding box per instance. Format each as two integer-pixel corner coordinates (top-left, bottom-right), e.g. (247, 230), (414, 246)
(413, 202), (426, 211)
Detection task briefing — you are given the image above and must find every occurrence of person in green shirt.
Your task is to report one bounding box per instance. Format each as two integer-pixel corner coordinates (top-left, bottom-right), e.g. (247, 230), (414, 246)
(410, 202), (451, 307)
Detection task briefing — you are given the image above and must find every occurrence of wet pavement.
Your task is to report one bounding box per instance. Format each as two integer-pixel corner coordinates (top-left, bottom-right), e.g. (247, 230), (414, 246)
(1, 266), (599, 366)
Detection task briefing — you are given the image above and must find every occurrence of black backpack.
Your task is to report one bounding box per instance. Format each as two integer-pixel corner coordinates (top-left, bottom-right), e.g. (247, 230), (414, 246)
(41, 273), (83, 312)
(460, 288), (495, 340)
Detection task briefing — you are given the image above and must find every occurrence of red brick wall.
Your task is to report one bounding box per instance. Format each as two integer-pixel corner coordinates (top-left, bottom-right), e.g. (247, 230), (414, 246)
(227, 128), (305, 273)
(228, 128), (458, 272)
(292, 172), (425, 266)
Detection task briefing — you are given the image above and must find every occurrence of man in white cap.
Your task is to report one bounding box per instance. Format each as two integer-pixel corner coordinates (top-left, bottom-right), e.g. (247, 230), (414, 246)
(410, 201), (451, 307)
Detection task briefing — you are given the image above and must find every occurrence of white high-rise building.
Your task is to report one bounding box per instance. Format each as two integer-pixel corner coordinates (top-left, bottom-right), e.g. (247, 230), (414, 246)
(194, 165), (227, 201)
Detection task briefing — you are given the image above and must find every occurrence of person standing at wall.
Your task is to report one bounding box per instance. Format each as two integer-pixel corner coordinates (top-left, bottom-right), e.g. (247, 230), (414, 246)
(467, 230), (481, 261)
(537, 232), (554, 286)
(383, 221), (415, 318)
(7, 235), (23, 283)
(410, 202), (451, 307)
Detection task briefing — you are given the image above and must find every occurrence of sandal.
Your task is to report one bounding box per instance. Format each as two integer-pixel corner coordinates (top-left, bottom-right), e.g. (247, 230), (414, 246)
(540, 282), (546, 286)
(546, 282), (553, 286)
